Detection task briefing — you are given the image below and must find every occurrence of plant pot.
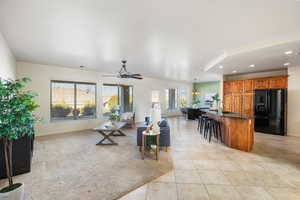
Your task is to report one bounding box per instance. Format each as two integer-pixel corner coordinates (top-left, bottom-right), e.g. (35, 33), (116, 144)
(110, 120), (117, 125)
(0, 183), (25, 200)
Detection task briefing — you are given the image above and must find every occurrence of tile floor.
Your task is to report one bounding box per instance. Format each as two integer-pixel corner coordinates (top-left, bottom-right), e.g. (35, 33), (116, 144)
(119, 117), (300, 200)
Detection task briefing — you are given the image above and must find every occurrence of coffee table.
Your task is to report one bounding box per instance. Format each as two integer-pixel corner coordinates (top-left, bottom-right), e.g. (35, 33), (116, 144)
(94, 121), (126, 145)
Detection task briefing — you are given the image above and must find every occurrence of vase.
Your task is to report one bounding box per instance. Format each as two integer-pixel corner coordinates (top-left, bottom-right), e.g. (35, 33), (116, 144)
(0, 183), (25, 200)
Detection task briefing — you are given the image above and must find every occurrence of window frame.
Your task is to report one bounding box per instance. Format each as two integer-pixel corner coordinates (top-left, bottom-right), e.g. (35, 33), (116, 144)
(102, 83), (134, 115)
(50, 80), (97, 121)
(178, 88), (188, 107)
(166, 88), (178, 110)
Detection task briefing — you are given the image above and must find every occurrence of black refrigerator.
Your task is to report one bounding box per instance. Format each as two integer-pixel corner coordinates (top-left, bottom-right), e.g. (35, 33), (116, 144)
(254, 89), (287, 135)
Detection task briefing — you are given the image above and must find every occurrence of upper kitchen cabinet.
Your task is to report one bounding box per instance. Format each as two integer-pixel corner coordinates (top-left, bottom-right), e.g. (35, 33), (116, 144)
(224, 80), (243, 94)
(243, 79), (253, 93)
(254, 78), (269, 90)
(231, 80), (244, 93)
(224, 81), (232, 94)
(268, 76), (288, 89)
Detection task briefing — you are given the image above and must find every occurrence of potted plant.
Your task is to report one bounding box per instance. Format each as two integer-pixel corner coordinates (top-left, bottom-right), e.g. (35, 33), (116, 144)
(109, 110), (119, 125)
(211, 93), (220, 110)
(0, 78), (39, 200)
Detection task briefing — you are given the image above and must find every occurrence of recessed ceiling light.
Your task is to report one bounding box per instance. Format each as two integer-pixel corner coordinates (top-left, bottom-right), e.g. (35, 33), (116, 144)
(249, 64), (255, 68)
(219, 65), (223, 69)
(232, 70), (237, 73)
(285, 50), (293, 55)
(284, 62), (290, 66)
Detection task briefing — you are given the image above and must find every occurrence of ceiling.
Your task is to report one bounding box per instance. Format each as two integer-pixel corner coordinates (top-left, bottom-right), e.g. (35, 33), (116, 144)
(0, 0), (300, 82)
(207, 40), (300, 75)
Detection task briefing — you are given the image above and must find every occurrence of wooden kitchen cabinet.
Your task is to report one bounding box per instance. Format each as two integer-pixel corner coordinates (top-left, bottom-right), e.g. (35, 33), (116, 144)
(224, 81), (232, 94)
(231, 94), (242, 114)
(242, 93), (254, 116)
(223, 75), (287, 115)
(223, 94), (232, 112)
(268, 76), (287, 89)
(243, 79), (253, 93)
(231, 80), (244, 93)
(254, 78), (269, 90)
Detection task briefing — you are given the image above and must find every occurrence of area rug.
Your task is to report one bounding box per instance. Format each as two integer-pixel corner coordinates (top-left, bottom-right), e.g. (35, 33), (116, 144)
(0, 128), (173, 200)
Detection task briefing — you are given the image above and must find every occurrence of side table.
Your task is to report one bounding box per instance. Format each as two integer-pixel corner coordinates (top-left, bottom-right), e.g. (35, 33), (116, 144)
(141, 131), (160, 160)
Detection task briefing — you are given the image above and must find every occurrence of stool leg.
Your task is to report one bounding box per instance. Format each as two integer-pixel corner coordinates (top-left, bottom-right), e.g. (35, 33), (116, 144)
(214, 122), (218, 141)
(200, 118), (203, 135)
(204, 121), (208, 139)
(209, 123), (213, 143)
(200, 119), (203, 134)
(218, 123), (222, 142)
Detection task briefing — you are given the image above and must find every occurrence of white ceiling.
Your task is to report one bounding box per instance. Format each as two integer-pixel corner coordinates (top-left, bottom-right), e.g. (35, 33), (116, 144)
(207, 40), (300, 75)
(0, 0), (300, 82)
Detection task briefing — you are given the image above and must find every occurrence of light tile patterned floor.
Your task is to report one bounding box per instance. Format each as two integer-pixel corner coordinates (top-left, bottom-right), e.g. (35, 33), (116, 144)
(119, 117), (300, 200)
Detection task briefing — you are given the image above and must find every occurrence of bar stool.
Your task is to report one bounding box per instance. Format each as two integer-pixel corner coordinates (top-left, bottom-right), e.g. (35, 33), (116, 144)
(213, 120), (222, 142)
(199, 115), (208, 134)
(197, 116), (201, 131)
(202, 118), (215, 142)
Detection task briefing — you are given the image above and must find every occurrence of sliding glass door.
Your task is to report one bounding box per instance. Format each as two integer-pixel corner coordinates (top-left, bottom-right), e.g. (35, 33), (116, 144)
(102, 84), (133, 115)
(102, 85), (119, 116)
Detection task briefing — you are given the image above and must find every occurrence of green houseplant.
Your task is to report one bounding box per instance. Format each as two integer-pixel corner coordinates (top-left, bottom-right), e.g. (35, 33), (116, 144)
(109, 107), (119, 124)
(0, 78), (39, 200)
(211, 93), (220, 110)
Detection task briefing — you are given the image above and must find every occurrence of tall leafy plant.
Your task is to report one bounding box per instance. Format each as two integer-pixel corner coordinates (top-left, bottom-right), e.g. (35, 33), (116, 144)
(0, 78), (39, 192)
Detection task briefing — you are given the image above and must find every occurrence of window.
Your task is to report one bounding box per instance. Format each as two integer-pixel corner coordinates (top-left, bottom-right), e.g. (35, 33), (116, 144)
(102, 85), (119, 115)
(51, 81), (96, 120)
(102, 84), (133, 116)
(179, 88), (188, 107)
(165, 88), (178, 110)
(151, 90), (160, 105)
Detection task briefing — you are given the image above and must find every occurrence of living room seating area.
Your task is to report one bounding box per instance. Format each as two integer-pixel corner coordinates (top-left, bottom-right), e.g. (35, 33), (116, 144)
(136, 119), (171, 152)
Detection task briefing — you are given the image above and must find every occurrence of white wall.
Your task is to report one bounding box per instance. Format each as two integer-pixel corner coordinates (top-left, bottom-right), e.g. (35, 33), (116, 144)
(0, 32), (16, 79)
(17, 62), (192, 136)
(288, 66), (300, 137)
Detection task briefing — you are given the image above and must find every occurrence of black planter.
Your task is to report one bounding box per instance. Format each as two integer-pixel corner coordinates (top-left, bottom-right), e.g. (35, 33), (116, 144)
(0, 135), (34, 179)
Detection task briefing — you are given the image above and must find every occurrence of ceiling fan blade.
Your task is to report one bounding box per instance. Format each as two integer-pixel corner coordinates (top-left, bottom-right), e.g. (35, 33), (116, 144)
(131, 76), (143, 80)
(129, 73), (142, 76)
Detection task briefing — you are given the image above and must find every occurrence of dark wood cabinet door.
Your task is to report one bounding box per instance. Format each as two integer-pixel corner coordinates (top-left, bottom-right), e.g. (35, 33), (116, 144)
(254, 79), (269, 90)
(223, 94), (232, 112)
(243, 79), (253, 93)
(242, 93), (254, 116)
(268, 76), (287, 89)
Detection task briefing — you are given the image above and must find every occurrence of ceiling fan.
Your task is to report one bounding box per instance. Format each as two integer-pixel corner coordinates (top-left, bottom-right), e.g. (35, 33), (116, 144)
(102, 60), (143, 80)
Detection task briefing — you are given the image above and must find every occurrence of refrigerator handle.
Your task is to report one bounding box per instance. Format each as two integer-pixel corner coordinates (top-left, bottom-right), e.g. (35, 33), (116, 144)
(267, 90), (270, 115)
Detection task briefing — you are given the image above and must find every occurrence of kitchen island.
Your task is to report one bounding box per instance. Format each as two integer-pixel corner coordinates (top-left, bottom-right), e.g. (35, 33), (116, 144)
(201, 109), (254, 152)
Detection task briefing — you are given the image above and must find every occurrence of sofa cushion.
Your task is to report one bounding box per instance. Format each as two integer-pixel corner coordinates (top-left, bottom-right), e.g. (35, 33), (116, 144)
(159, 120), (168, 128)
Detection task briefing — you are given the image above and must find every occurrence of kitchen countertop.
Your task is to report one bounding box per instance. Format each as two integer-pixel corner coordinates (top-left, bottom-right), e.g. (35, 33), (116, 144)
(200, 109), (254, 120)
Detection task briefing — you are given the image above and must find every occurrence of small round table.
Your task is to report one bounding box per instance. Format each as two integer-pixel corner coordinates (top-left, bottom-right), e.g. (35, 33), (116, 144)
(141, 130), (160, 160)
